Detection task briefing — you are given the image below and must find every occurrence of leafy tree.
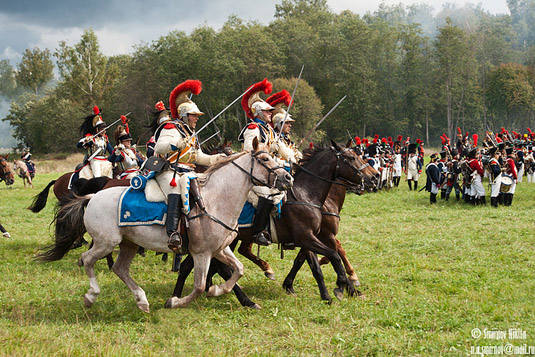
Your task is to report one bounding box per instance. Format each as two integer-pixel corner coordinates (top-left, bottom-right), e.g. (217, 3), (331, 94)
(16, 48), (54, 94)
(55, 28), (119, 107)
(0, 60), (18, 98)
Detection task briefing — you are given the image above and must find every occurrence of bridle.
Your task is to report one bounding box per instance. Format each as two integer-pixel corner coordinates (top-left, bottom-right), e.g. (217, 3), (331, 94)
(231, 150), (285, 189)
(188, 150), (287, 233)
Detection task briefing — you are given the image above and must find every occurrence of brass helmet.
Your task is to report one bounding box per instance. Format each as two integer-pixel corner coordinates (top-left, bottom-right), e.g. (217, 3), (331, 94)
(241, 78), (274, 121)
(114, 125), (132, 144)
(266, 89), (294, 131)
(154, 101), (171, 125)
(169, 80), (204, 120)
(91, 105), (105, 127)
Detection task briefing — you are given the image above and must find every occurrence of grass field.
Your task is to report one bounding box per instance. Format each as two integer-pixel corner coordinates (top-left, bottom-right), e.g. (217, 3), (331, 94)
(1, 170), (534, 355)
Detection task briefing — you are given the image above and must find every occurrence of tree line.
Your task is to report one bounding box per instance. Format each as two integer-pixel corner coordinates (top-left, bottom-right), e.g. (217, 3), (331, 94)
(2, 0), (535, 154)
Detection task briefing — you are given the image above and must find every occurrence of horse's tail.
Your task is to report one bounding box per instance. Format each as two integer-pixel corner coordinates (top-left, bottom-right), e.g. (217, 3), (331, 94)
(36, 194), (94, 262)
(28, 180), (56, 212)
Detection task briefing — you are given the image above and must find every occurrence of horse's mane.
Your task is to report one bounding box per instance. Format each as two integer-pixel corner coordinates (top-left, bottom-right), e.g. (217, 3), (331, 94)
(299, 146), (330, 168)
(197, 151), (248, 186)
(201, 140), (219, 155)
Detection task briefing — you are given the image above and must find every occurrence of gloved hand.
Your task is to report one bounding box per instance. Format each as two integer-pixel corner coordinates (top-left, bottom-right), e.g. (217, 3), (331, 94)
(83, 137), (94, 147)
(117, 143), (125, 151)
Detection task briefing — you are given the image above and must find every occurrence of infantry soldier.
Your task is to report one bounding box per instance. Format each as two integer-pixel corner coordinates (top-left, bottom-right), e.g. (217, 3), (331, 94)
(487, 147), (502, 207)
(467, 148), (486, 205)
(406, 143), (421, 191)
(238, 79), (293, 246)
(425, 153), (441, 204)
(444, 148), (462, 201)
(76, 106), (114, 179)
(108, 120), (145, 179)
(392, 136), (403, 187)
(525, 145), (535, 183)
(502, 147), (518, 206)
(153, 80), (226, 252)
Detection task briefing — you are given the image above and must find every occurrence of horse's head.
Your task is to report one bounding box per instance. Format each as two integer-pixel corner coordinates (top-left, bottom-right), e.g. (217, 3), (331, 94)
(344, 140), (380, 192)
(0, 155), (15, 185)
(251, 137), (293, 191)
(326, 139), (372, 192)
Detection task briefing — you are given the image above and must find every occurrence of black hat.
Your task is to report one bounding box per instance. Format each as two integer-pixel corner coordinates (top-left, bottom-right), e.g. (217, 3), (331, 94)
(468, 148), (477, 159)
(430, 153), (438, 161)
(506, 147), (514, 155)
(451, 148), (459, 157)
(440, 151), (447, 159)
(488, 147), (498, 156)
(408, 143), (417, 154)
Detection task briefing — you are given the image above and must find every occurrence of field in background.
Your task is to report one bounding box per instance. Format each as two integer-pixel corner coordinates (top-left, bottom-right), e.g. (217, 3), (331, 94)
(0, 170), (534, 355)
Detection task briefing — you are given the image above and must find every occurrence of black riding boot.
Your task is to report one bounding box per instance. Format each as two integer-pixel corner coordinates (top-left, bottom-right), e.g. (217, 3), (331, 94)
(480, 196), (486, 205)
(430, 193), (437, 204)
(408, 180), (412, 190)
(497, 193), (504, 205)
(491, 197), (498, 207)
(509, 194), (514, 206)
(252, 197), (273, 246)
(166, 193), (182, 253)
(189, 178), (205, 211)
(414, 181), (418, 191)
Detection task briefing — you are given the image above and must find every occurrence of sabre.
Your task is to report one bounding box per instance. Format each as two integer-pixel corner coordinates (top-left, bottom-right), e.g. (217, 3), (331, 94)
(200, 130), (221, 146)
(194, 86), (253, 138)
(346, 129), (357, 147)
(297, 95), (347, 148)
(276, 65), (304, 142)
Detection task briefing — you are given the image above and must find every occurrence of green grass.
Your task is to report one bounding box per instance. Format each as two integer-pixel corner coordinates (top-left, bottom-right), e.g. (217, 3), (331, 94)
(1, 171), (534, 355)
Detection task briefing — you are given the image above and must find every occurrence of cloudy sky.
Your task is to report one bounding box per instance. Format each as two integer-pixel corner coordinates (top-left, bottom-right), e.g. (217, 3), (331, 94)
(0, 0), (510, 65)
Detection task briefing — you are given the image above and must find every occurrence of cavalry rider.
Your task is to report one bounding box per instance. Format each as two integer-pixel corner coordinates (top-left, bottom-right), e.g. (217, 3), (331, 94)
(146, 101), (171, 158)
(488, 147), (502, 207)
(20, 147), (35, 176)
(153, 80), (226, 252)
(425, 153), (441, 204)
(502, 147), (518, 206)
(77, 106), (114, 179)
(467, 147), (486, 205)
(266, 89), (303, 166)
(108, 119), (145, 179)
(237, 78), (291, 246)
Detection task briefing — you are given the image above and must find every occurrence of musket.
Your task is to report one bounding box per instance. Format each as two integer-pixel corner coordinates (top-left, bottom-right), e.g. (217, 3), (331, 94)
(168, 87), (252, 163)
(276, 65), (304, 142)
(297, 95), (347, 148)
(200, 130), (221, 146)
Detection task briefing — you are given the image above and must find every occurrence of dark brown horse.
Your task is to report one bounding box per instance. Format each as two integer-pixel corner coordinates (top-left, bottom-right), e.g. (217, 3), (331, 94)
(0, 155), (15, 186)
(172, 140), (375, 304)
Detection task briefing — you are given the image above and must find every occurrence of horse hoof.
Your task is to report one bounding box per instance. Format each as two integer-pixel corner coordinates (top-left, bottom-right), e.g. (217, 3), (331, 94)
(350, 279), (361, 287)
(333, 288), (344, 301)
(251, 304), (262, 310)
(137, 303), (150, 313)
(83, 295), (93, 308)
(264, 271), (275, 280)
(284, 286), (295, 295)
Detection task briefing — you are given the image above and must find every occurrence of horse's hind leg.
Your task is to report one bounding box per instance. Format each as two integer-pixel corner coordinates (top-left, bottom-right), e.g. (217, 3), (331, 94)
(112, 240), (149, 313)
(207, 247), (244, 297)
(304, 250), (332, 303)
(237, 239), (274, 280)
(214, 259), (260, 309)
(319, 238), (360, 286)
(80, 243), (114, 308)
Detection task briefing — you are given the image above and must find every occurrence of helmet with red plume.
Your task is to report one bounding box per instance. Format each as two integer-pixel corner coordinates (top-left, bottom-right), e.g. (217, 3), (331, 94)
(266, 89), (294, 130)
(241, 78), (274, 120)
(169, 80), (204, 120)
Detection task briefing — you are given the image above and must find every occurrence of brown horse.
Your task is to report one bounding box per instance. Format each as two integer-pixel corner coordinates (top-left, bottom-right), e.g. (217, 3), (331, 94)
(173, 141), (376, 304)
(13, 160), (34, 188)
(0, 155), (15, 187)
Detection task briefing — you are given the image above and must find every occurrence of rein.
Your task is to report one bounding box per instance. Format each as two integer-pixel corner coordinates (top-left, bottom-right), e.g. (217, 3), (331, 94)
(188, 150), (284, 232)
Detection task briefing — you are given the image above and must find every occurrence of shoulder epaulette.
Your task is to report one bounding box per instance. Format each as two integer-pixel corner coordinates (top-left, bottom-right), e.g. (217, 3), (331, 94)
(247, 123), (258, 130)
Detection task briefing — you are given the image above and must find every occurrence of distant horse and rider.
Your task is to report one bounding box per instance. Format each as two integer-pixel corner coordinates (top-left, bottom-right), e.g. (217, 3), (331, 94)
(13, 159), (34, 188)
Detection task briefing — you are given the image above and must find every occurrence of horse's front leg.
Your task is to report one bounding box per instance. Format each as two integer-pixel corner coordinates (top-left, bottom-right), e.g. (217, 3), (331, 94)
(207, 246), (244, 297)
(166, 253), (210, 308)
(237, 239), (274, 280)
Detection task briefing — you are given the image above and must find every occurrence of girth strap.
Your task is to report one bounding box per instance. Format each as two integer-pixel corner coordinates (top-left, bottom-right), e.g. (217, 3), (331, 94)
(284, 201), (322, 210)
(321, 211), (340, 220)
(187, 210), (239, 234)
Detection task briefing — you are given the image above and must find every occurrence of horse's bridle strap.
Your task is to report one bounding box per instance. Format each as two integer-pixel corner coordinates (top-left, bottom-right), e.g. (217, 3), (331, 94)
(187, 211), (239, 234)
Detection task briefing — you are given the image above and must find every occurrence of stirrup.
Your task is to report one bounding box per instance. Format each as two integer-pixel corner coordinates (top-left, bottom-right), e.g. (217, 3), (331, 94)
(253, 231), (271, 246)
(168, 231), (182, 253)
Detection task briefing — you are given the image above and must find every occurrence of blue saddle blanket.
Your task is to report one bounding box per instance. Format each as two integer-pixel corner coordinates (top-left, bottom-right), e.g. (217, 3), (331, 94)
(118, 187), (167, 226)
(238, 201), (282, 228)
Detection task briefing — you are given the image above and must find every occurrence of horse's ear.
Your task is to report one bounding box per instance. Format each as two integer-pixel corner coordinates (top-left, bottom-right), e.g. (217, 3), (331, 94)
(252, 137), (259, 152)
(330, 139), (341, 151)
(345, 139), (353, 148)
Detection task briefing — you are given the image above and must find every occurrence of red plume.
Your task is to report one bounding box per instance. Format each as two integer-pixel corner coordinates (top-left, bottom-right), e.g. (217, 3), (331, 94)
(169, 80), (202, 119)
(241, 78), (272, 119)
(373, 137), (378, 144)
(472, 134), (478, 147)
(527, 128), (532, 134)
(374, 134), (379, 140)
(355, 138), (361, 145)
(457, 127), (461, 135)
(501, 127), (506, 134)
(93, 106), (100, 115)
(441, 136), (446, 145)
(465, 132), (469, 138)
(496, 136), (502, 143)
(309, 142), (314, 149)
(387, 136), (392, 142)
(266, 89), (291, 107)
(155, 101), (165, 111)
(397, 135), (402, 141)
